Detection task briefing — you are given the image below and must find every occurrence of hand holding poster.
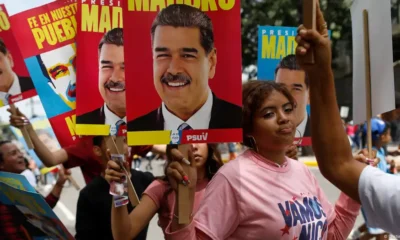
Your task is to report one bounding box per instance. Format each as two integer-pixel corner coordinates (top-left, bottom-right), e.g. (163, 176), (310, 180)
(0, 4), (36, 107)
(0, 181), (73, 239)
(75, 0), (125, 136)
(257, 26), (331, 146)
(10, 1), (79, 147)
(124, 1), (242, 145)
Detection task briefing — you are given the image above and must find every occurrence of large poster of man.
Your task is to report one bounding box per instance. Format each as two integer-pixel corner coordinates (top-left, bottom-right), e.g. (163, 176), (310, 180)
(124, 2), (242, 145)
(0, 5), (36, 107)
(9, 1), (79, 147)
(75, 1), (125, 136)
(257, 26), (331, 146)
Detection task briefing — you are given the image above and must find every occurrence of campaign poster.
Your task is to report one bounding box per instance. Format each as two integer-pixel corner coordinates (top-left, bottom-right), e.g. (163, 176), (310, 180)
(0, 171), (36, 193)
(0, 182), (73, 240)
(75, 0), (126, 136)
(9, 116), (60, 168)
(9, 1), (79, 147)
(0, 5), (36, 107)
(257, 26), (331, 146)
(124, 1), (242, 146)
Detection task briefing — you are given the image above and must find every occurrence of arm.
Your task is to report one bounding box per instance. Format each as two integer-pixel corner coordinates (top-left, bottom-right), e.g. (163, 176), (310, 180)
(151, 145), (167, 155)
(165, 173), (240, 240)
(358, 166), (400, 234)
(309, 170), (360, 240)
(44, 167), (70, 208)
(295, 5), (366, 202)
(111, 195), (158, 240)
(8, 108), (68, 167)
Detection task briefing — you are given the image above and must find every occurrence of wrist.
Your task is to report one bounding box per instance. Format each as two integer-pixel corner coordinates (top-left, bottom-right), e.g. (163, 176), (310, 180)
(55, 182), (65, 188)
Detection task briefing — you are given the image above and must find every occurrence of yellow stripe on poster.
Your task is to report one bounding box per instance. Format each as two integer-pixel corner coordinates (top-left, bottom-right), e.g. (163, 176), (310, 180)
(75, 124), (110, 135)
(128, 131), (171, 145)
(40, 166), (58, 175)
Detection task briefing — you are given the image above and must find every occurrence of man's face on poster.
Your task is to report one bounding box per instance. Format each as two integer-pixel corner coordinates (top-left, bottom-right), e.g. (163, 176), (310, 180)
(275, 69), (309, 126)
(152, 26), (216, 112)
(41, 44), (76, 106)
(98, 44), (125, 113)
(0, 50), (15, 91)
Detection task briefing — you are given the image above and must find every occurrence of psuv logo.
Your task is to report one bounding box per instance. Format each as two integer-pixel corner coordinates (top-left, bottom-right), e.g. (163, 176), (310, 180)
(187, 132), (208, 141)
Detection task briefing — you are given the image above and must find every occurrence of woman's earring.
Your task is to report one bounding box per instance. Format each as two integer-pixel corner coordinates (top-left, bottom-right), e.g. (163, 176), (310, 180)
(249, 136), (259, 153)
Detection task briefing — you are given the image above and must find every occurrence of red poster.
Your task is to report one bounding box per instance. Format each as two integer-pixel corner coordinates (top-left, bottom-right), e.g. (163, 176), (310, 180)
(10, 0), (79, 147)
(124, 1), (242, 145)
(0, 5), (36, 107)
(75, 0), (125, 136)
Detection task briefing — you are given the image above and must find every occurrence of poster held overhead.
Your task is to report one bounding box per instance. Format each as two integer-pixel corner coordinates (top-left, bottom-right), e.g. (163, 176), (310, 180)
(124, 2), (243, 146)
(0, 4), (37, 107)
(10, 0), (79, 147)
(75, 1), (126, 136)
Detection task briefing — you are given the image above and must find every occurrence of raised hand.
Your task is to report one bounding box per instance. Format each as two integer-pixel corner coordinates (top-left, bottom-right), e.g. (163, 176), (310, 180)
(7, 107), (30, 129)
(295, 0), (331, 74)
(166, 146), (197, 192)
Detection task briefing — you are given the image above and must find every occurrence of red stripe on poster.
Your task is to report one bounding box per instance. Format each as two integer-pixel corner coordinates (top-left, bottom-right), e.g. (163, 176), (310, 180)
(180, 128), (242, 144)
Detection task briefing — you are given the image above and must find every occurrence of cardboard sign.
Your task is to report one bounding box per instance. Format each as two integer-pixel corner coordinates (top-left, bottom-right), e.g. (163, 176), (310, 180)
(10, 0), (79, 147)
(75, 0), (126, 136)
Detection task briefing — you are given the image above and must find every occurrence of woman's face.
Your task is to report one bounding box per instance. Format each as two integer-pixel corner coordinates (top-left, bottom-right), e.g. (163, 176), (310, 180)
(250, 90), (296, 152)
(192, 143), (209, 168)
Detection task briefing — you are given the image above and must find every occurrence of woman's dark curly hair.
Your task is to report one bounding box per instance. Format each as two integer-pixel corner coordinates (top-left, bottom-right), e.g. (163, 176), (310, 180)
(242, 80), (296, 148)
(157, 144), (223, 213)
(161, 143), (223, 181)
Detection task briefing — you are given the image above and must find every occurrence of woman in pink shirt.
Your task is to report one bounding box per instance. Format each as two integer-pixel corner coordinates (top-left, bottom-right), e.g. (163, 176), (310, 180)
(104, 143), (223, 239)
(163, 7), (360, 240)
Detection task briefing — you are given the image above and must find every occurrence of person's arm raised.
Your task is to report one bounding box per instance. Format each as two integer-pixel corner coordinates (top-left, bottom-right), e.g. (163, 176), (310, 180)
(7, 108), (68, 167)
(105, 160), (158, 240)
(295, 1), (366, 202)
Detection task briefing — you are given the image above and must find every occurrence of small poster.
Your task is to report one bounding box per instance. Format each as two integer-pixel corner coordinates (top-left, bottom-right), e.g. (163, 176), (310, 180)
(10, 0), (79, 147)
(0, 4), (36, 107)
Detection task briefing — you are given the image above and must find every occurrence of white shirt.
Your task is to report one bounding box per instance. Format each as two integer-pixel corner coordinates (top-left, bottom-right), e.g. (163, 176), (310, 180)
(359, 165), (400, 235)
(21, 169), (37, 188)
(295, 113), (308, 138)
(0, 73), (21, 105)
(162, 88), (213, 130)
(104, 104), (126, 134)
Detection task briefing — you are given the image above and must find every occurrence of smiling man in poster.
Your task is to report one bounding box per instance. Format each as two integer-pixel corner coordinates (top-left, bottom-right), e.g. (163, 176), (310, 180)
(76, 28), (126, 135)
(127, 4), (241, 133)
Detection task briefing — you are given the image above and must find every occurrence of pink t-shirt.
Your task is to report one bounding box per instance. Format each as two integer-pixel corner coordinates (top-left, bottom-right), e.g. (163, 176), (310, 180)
(165, 150), (360, 240)
(143, 178), (209, 235)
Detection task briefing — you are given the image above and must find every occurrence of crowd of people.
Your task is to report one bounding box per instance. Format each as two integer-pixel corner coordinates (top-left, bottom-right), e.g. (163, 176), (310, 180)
(1, 2), (400, 240)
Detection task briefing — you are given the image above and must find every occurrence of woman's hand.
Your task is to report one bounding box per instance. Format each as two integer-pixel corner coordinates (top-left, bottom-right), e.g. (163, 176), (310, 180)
(295, 0), (331, 74)
(166, 147), (197, 192)
(7, 107), (31, 129)
(286, 144), (298, 160)
(354, 148), (379, 167)
(104, 151), (130, 184)
(56, 166), (71, 187)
